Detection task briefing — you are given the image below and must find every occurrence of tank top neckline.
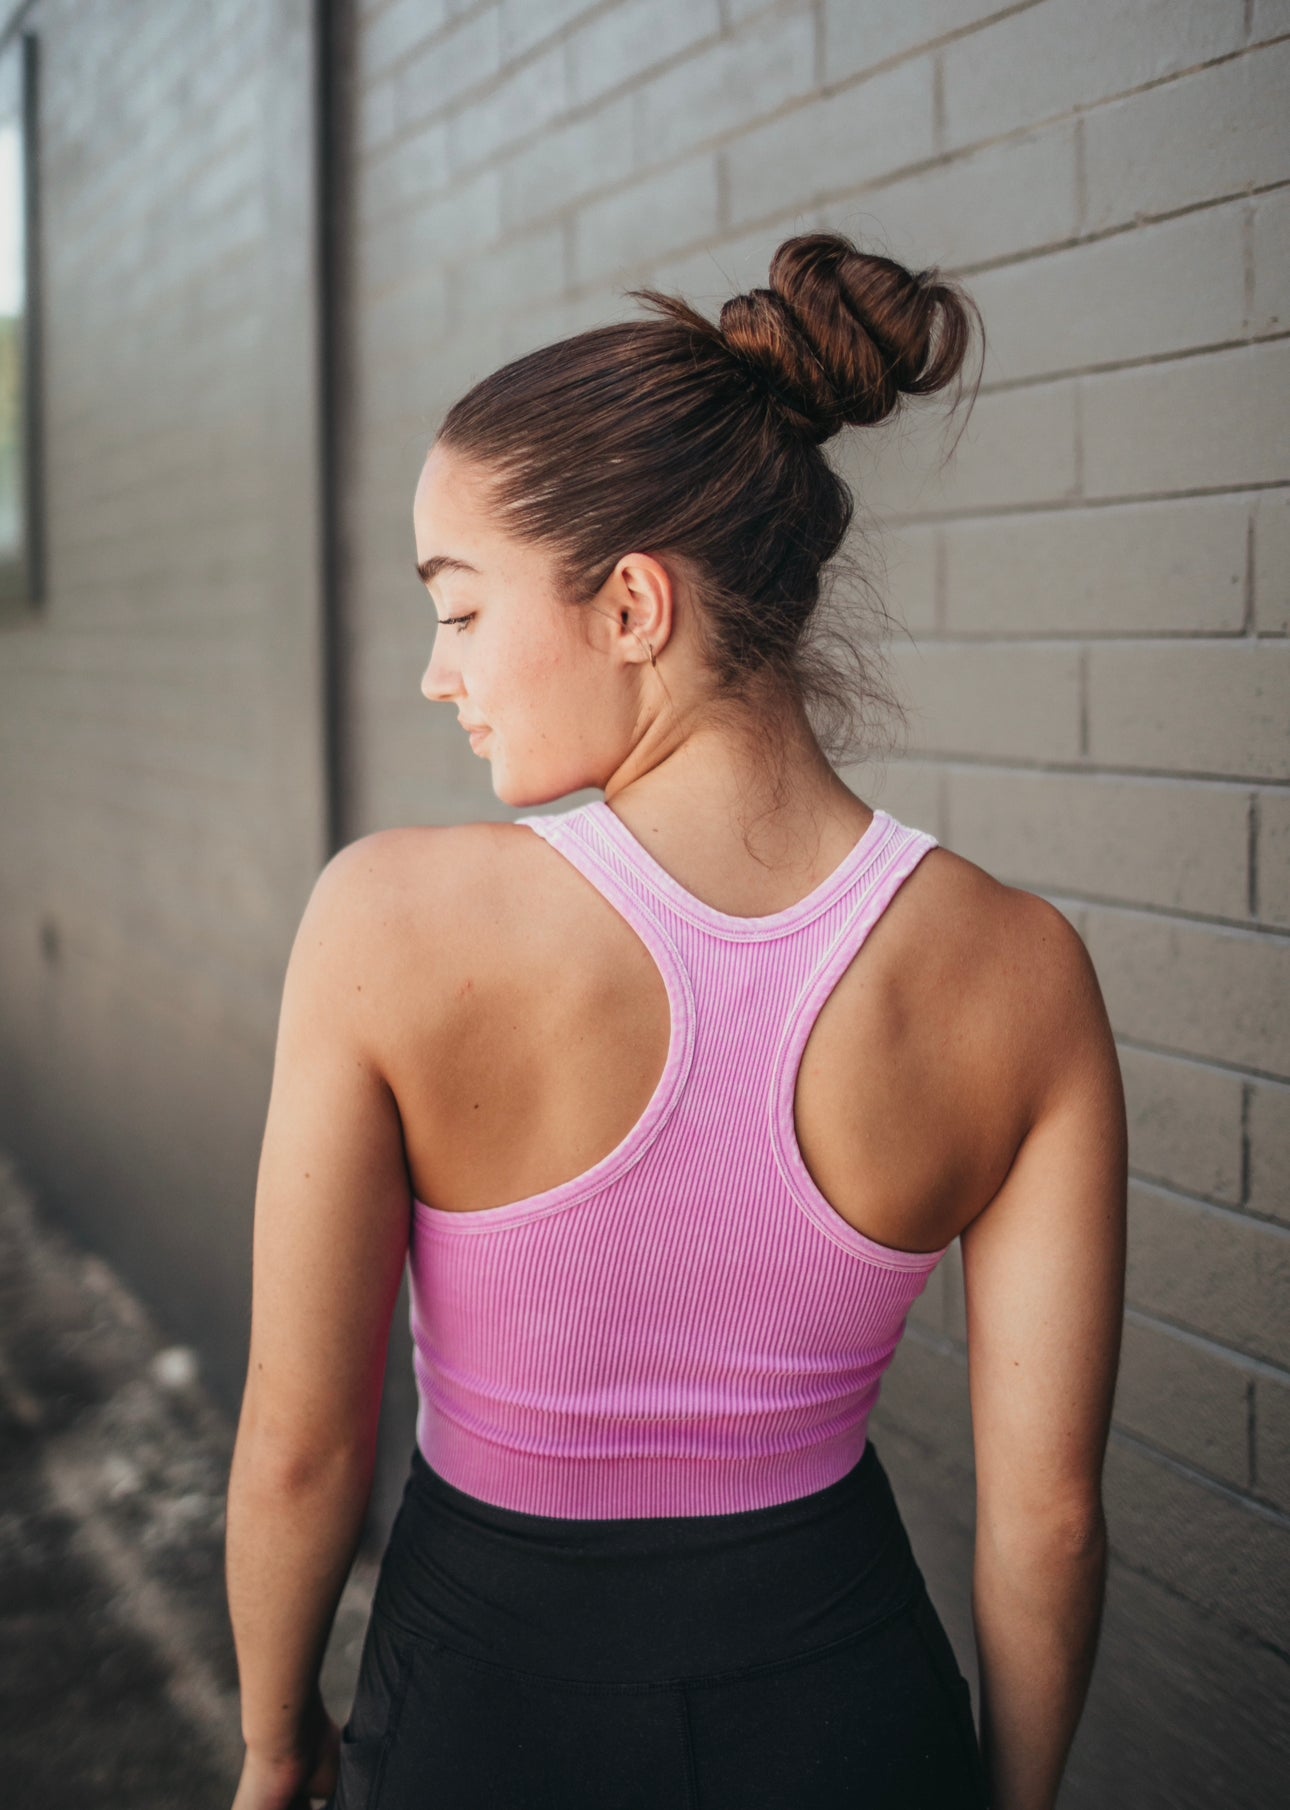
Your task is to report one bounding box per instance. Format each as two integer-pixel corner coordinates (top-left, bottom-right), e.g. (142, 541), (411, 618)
(585, 799), (894, 938)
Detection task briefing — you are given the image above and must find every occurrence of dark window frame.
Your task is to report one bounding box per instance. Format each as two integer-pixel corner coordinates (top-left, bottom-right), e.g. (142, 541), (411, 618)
(0, 25), (41, 617)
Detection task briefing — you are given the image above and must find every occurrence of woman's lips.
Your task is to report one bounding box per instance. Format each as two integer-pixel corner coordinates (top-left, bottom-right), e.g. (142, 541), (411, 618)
(467, 727), (489, 750)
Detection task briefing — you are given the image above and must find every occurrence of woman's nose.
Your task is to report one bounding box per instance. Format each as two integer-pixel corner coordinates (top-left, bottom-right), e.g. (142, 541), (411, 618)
(420, 654), (460, 704)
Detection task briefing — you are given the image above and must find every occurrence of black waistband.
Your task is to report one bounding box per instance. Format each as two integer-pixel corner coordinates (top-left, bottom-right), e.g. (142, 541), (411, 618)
(369, 1439), (926, 1684)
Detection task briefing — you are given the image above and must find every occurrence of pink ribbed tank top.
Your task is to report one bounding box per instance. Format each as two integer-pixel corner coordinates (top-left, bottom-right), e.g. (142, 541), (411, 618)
(407, 799), (949, 1519)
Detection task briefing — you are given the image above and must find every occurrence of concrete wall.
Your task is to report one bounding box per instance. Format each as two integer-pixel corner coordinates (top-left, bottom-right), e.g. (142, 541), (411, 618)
(342, 2), (1289, 1804)
(0, 0), (327, 1413)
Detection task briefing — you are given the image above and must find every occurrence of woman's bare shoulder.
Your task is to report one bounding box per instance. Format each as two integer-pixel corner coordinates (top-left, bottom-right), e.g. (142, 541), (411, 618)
(902, 840), (1114, 1125)
(902, 837), (1084, 967)
(313, 819), (530, 909)
(297, 819), (554, 980)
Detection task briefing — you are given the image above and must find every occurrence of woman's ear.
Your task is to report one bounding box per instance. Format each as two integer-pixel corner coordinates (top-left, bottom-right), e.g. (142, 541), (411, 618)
(611, 551), (673, 665)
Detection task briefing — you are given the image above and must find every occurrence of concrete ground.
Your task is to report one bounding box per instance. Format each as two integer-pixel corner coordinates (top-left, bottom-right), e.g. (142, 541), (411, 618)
(0, 1153), (378, 1810)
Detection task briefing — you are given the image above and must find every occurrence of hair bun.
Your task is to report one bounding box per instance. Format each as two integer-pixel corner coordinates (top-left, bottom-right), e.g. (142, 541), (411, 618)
(716, 230), (978, 444)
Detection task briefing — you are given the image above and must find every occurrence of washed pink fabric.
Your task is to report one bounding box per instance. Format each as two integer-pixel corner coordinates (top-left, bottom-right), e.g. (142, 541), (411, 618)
(408, 800), (948, 1519)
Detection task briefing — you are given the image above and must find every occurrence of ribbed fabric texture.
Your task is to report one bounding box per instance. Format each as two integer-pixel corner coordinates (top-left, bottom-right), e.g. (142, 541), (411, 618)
(407, 800), (948, 1519)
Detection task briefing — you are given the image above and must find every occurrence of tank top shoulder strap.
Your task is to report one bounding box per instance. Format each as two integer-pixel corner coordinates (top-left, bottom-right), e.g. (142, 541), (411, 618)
(515, 800), (677, 927)
(766, 816), (941, 1265)
(778, 815), (940, 1044)
(513, 800), (698, 1079)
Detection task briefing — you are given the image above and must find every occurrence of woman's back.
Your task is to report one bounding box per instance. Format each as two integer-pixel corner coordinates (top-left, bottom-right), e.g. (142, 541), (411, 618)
(358, 794), (1045, 1516)
(378, 799), (1032, 1262)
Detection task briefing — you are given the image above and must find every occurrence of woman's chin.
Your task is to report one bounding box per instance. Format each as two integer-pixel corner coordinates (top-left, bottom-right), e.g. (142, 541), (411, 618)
(491, 769), (570, 811)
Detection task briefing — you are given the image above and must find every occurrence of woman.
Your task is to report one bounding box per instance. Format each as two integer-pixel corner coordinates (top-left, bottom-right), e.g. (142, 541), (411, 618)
(226, 231), (1126, 1810)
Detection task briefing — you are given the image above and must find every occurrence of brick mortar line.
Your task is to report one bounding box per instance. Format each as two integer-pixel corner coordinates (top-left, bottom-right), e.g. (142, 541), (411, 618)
(1121, 1306), (1290, 1384)
(1109, 1423), (1290, 1531)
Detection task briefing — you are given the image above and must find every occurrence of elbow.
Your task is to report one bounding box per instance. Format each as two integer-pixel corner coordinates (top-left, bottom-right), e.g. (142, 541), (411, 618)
(231, 1410), (376, 1500)
(235, 1440), (373, 1500)
(981, 1497), (1108, 1568)
(1042, 1504), (1107, 1565)
(1066, 1498), (1107, 1550)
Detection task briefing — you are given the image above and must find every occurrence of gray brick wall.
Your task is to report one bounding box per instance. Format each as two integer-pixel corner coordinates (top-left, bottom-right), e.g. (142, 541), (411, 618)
(0, 0), (325, 1409)
(342, 2), (1290, 1801)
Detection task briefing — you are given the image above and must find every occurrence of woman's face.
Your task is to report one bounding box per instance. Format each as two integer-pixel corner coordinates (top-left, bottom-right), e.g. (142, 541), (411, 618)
(413, 442), (667, 808)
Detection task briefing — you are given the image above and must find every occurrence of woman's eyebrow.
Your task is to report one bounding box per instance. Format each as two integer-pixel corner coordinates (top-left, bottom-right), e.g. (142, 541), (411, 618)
(416, 554), (482, 584)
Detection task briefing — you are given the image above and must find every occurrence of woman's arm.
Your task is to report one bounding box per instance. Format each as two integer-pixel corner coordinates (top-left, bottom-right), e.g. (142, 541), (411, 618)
(960, 896), (1128, 1810)
(225, 837), (415, 1808)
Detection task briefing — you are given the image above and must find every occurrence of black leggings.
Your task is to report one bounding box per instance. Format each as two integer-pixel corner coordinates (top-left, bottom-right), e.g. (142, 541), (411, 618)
(327, 1439), (991, 1809)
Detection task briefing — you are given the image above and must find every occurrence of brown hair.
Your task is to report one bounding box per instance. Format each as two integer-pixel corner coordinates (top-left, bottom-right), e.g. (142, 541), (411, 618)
(434, 229), (984, 788)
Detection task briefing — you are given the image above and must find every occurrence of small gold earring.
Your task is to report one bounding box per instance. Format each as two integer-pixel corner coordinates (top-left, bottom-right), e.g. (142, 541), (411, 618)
(647, 641), (656, 667)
